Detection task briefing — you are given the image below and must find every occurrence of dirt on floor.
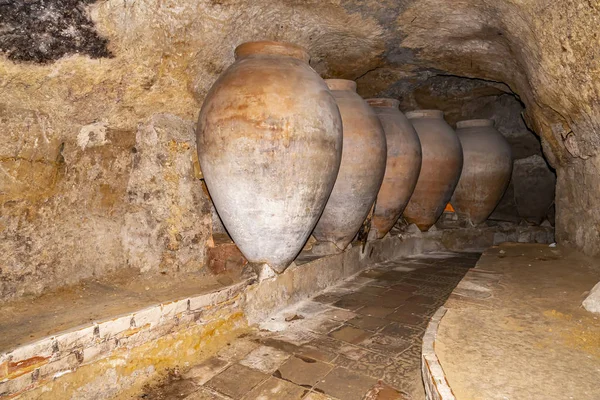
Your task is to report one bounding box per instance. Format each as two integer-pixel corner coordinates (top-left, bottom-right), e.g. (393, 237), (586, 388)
(135, 252), (481, 400)
(436, 243), (600, 400)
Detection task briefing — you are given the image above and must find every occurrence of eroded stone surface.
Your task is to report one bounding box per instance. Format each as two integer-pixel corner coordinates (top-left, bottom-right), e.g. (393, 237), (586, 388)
(1, 0), (598, 303)
(435, 243), (600, 400)
(134, 252), (479, 400)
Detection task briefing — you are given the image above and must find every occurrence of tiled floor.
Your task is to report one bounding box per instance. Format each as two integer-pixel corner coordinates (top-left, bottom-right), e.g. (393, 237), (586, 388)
(138, 252), (480, 400)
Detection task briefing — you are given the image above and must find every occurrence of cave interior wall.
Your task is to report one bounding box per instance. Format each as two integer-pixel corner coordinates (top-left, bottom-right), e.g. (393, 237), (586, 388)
(0, 0), (598, 302)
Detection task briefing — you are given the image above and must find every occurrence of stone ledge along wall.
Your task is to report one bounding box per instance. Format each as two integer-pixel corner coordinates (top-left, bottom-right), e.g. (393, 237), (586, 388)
(1, 0), (599, 302)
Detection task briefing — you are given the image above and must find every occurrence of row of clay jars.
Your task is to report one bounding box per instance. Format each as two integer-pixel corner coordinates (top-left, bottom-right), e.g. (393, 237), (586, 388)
(197, 39), (512, 276)
(197, 41), (343, 276)
(403, 112), (513, 230)
(312, 80), (387, 253)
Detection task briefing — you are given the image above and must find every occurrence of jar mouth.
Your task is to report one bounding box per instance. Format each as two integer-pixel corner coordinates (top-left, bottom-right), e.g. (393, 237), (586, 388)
(366, 98), (400, 109)
(234, 41), (310, 63)
(456, 119), (494, 128)
(325, 79), (357, 92)
(405, 110), (444, 120)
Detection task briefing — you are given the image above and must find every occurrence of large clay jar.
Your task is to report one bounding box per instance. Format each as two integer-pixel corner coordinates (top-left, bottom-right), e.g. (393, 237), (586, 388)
(366, 98), (422, 239)
(403, 110), (463, 231)
(197, 41), (343, 274)
(312, 79), (387, 252)
(451, 119), (513, 225)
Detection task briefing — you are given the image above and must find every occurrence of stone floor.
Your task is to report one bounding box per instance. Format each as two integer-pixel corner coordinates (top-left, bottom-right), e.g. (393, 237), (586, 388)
(136, 252), (481, 400)
(434, 243), (600, 400)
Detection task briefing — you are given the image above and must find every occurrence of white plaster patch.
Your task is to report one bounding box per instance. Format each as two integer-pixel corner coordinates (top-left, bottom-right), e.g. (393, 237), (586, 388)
(77, 122), (109, 149)
(239, 345), (290, 374)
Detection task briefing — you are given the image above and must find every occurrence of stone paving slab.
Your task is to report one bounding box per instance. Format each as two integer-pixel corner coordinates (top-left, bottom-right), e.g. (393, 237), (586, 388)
(136, 252), (480, 400)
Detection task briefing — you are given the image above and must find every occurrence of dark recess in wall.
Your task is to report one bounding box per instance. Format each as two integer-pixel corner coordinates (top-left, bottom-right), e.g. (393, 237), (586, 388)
(0, 0), (112, 63)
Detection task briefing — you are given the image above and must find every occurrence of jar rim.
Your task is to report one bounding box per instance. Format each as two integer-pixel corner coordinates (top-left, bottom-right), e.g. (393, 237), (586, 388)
(234, 41), (310, 63)
(366, 98), (400, 109)
(456, 119), (495, 128)
(405, 110), (444, 119)
(324, 79), (357, 92)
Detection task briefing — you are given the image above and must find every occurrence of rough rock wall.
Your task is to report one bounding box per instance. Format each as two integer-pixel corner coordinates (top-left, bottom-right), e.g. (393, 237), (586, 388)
(357, 0), (600, 252)
(1, 0), (599, 300)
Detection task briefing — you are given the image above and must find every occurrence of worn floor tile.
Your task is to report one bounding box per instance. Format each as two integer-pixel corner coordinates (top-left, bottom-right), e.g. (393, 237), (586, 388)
(206, 364), (268, 399)
(303, 392), (337, 400)
(257, 337), (301, 354)
(405, 294), (439, 306)
(239, 345), (291, 374)
(355, 305), (396, 318)
(379, 323), (422, 340)
(217, 338), (260, 362)
(316, 367), (378, 400)
(140, 377), (198, 399)
(183, 356), (230, 385)
(376, 291), (414, 308)
(304, 317), (345, 335)
(144, 253), (479, 400)
(346, 315), (390, 332)
(363, 382), (409, 400)
(319, 308), (357, 322)
(296, 345), (338, 363)
(313, 293), (342, 304)
(385, 310), (427, 326)
(359, 334), (412, 355)
(395, 302), (434, 316)
(275, 356), (333, 388)
(241, 377), (307, 400)
(184, 387), (231, 399)
(308, 335), (371, 361)
(388, 283), (420, 293)
(357, 285), (389, 296)
(333, 352), (393, 379)
(329, 325), (372, 344)
(333, 293), (378, 310)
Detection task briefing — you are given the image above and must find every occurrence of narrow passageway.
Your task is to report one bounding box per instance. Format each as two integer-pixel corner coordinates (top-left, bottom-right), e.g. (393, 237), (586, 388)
(138, 252), (480, 400)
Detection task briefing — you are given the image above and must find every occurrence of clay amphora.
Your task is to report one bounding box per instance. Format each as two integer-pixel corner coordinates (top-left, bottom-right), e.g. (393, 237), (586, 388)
(451, 119), (512, 225)
(366, 98), (422, 239)
(312, 79), (387, 252)
(403, 110), (463, 231)
(197, 41), (343, 274)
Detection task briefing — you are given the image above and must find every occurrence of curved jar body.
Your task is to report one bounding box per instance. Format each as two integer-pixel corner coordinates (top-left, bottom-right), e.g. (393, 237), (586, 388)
(451, 119), (513, 225)
(197, 41), (343, 273)
(312, 79), (387, 252)
(366, 98), (422, 239)
(403, 110), (463, 231)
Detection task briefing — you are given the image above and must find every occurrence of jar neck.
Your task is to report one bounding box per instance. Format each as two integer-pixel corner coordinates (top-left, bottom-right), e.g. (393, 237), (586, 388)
(366, 98), (400, 109)
(234, 41), (310, 63)
(405, 110), (444, 120)
(456, 119), (494, 128)
(325, 79), (357, 92)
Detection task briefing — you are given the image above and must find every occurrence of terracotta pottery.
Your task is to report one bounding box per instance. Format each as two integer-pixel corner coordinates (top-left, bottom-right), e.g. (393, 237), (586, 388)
(451, 119), (513, 225)
(366, 98), (422, 239)
(312, 79), (387, 252)
(403, 110), (463, 231)
(197, 41), (343, 274)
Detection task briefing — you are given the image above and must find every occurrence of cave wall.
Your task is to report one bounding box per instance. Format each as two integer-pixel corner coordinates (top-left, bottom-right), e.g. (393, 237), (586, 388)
(1, 0), (599, 301)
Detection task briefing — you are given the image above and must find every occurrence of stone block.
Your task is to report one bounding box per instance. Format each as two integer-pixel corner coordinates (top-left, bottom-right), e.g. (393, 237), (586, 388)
(583, 281), (600, 314)
(206, 237), (248, 276)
